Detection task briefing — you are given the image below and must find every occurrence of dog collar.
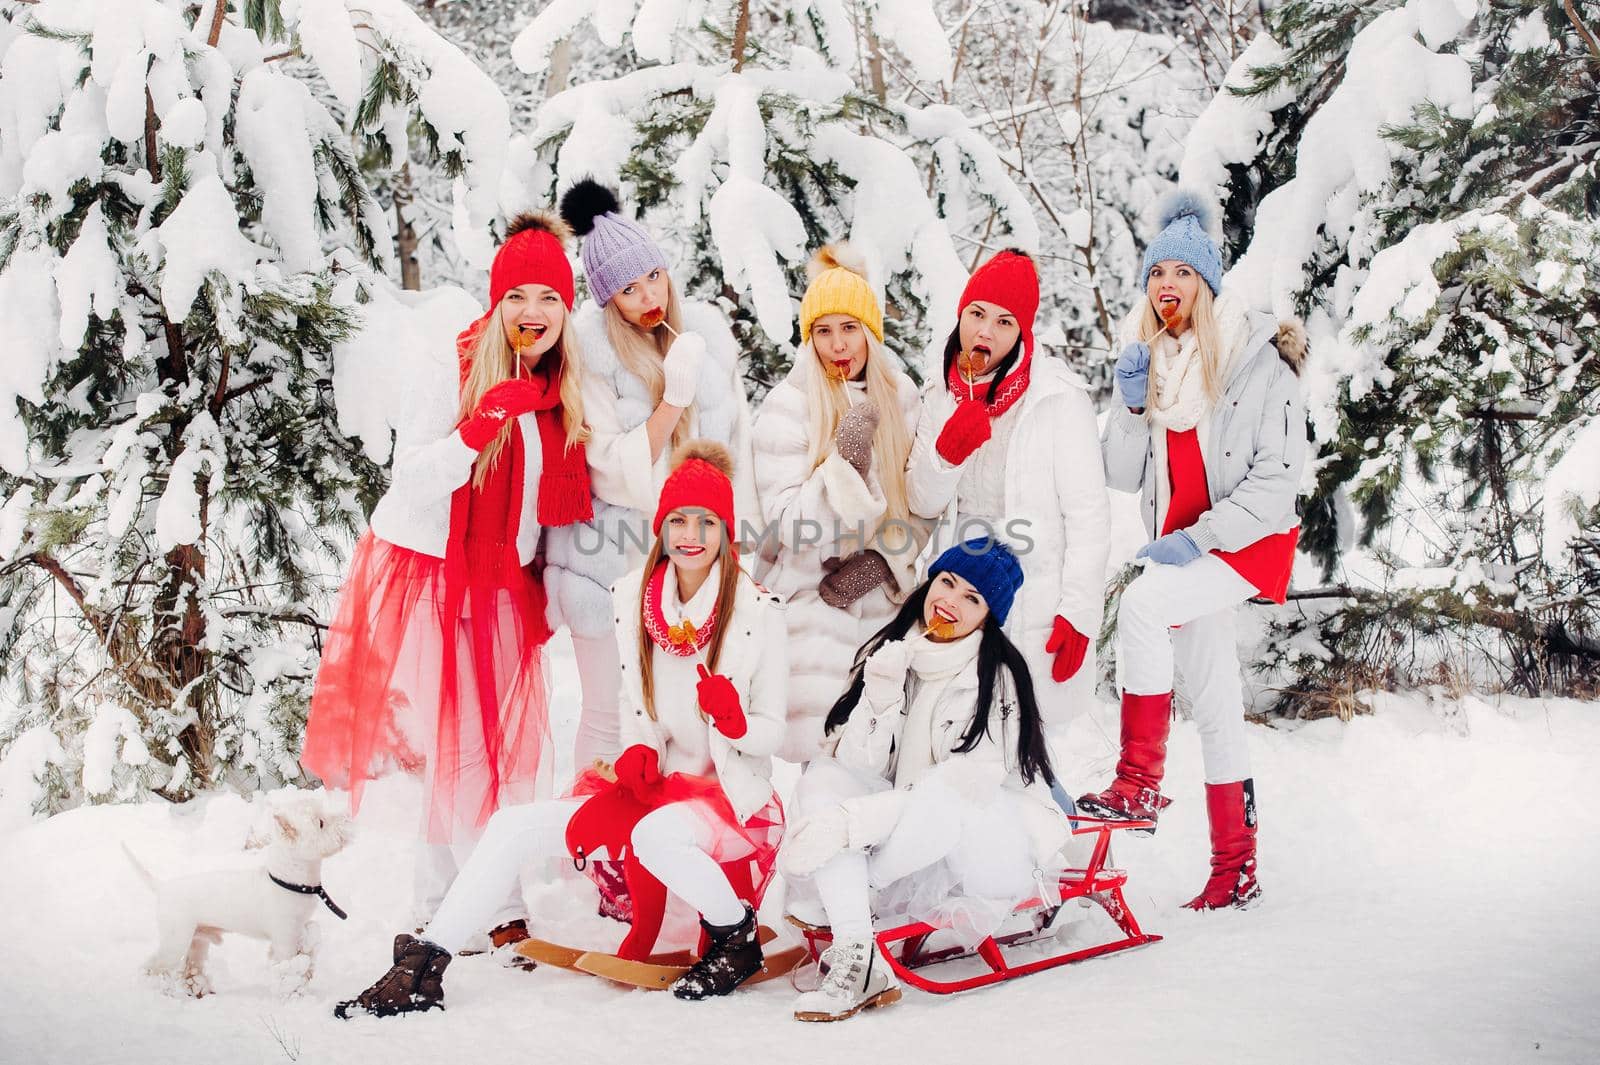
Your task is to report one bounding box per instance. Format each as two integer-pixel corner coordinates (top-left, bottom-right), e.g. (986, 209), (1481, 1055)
(268, 872), (348, 920)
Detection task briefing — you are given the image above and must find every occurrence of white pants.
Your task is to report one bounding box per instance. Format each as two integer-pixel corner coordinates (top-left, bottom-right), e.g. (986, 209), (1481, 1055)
(423, 797), (747, 955)
(1116, 555), (1256, 784)
(402, 589), (531, 927)
(791, 759), (1037, 943)
(570, 632), (623, 772)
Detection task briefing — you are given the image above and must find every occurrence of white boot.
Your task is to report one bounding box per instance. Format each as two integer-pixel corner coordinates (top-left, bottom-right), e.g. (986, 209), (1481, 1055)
(792, 937), (901, 1022)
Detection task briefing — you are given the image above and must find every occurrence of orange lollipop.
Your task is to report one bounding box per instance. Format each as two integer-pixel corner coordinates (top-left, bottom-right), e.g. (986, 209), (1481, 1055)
(640, 307), (678, 337)
(824, 359), (851, 382)
(1158, 299), (1181, 329)
(667, 617), (699, 648)
(926, 616), (957, 640)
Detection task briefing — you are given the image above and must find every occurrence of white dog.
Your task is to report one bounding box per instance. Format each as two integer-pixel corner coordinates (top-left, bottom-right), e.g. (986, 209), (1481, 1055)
(125, 794), (353, 997)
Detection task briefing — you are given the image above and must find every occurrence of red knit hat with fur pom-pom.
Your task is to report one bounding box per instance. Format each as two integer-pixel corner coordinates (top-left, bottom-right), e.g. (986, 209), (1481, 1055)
(489, 212), (576, 310)
(958, 248), (1039, 356)
(653, 440), (737, 537)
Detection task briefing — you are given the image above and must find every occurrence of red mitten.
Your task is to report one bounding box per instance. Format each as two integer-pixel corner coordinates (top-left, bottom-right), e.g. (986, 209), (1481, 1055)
(613, 744), (663, 801)
(935, 400), (993, 465)
(695, 664), (747, 739)
(1044, 615), (1089, 683)
(459, 379), (543, 450)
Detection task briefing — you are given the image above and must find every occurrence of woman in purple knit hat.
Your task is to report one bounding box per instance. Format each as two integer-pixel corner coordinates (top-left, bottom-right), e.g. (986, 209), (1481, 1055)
(543, 179), (757, 776)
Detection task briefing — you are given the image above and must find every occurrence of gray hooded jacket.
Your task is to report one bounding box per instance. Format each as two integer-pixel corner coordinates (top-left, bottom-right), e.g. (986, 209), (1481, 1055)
(1103, 308), (1309, 552)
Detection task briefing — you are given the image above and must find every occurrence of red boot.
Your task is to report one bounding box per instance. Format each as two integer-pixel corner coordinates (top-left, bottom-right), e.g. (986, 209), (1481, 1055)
(1077, 691), (1175, 826)
(1184, 779), (1261, 910)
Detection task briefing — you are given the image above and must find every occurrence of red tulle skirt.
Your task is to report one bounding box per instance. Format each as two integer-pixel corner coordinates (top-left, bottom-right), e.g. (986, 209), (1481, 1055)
(568, 766), (785, 915)
(301, 532), (552, 843)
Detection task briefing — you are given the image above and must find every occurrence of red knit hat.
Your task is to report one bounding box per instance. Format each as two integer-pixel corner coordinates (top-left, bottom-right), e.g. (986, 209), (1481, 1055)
(652, 440), (736, 537)
(958, 249), (1039, 357)
(488, 212), (576, 310)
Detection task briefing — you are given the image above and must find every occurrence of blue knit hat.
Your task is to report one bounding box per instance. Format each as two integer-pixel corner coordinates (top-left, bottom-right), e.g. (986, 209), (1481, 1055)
(559, 179), (669, 308)
(927, 537), (1025, 626)
(1141, 189), (1224, 296)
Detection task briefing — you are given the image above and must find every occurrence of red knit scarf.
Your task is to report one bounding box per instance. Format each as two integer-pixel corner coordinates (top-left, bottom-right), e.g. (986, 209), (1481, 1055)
(642, 560), (718, 657)
(456, 319), (592, 527)
(946, 346), (1033, 418)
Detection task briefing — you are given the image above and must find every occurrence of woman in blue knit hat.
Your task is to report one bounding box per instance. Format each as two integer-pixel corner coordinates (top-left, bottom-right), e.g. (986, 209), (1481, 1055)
(546, 180), (757, 775)
(1078, 190), (1309, 911)
(777, 538), (1067, 1022)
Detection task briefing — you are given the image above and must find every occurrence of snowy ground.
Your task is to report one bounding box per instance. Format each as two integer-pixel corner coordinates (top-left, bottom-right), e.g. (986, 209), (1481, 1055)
(2, 635), (1597, 1065)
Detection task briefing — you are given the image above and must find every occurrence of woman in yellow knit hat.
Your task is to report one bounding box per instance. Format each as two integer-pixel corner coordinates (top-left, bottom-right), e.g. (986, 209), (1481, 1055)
(751, 245), (930, 762)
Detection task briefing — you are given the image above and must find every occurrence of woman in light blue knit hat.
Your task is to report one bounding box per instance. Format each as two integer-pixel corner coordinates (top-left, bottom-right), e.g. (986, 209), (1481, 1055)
(543, 179), (757, 779)
(1080, 189), (1310, 913)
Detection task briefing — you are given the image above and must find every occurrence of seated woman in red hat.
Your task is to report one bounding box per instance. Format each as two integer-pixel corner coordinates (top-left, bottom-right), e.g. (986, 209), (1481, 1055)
(301, 211), (591, 948)
(334, 441), (788, 1018)
(906, 249), (1111, 727)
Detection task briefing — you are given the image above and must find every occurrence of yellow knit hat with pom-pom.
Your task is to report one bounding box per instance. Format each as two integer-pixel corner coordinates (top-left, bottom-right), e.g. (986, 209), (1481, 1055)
(799, 244), (883, 343)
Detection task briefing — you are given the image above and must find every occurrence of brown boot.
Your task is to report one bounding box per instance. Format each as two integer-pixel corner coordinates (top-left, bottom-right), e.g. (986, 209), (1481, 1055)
(489, 919), (536, 972)
(334, 934), (451, 1019)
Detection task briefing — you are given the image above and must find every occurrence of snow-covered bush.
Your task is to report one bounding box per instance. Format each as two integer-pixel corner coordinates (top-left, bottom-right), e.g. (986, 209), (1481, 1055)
(1184, 0), (1600, 703)
(0, 0), (506, 810)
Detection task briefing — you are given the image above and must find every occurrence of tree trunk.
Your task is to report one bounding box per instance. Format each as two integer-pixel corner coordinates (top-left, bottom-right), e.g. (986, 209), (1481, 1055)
(731, 0), (750, 72)
(395, 163), (421, 291)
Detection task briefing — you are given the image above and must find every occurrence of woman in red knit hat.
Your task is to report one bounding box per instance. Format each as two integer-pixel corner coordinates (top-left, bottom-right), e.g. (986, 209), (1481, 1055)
(906, 248), (1111, 728)
(334, 441), (789, 1017)
(302, 212), (593, 947)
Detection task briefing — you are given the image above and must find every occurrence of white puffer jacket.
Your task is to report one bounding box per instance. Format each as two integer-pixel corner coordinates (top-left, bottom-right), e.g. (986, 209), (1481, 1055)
(906, 357), (1111, 723)
(824, 633), (1068, 865)
(612, 564), (789, 824)
(751, 356), (928, 763)
(367, 337), (544, 562)
(544, 300), (758, 637)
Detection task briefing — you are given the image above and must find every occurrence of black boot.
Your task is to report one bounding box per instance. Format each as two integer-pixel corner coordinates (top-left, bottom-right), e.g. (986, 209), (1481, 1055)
(334, 934), (451, 1019)
(670, 906), (763, 1001)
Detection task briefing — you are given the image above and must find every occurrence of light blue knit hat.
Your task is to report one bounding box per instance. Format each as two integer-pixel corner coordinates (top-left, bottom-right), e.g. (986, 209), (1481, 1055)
(559, 178), (669, 308)
(1141, 189), (1224, 296)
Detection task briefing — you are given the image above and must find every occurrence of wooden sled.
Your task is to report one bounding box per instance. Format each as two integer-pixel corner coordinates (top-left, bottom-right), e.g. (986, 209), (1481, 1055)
(796, 815), (1162, 994)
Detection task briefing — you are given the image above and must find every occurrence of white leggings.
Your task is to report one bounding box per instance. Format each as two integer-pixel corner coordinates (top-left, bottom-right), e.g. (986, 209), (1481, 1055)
(423, 797), (748, 954)
(791, 760), (1035, 941)
(1116, 555), (1257, 784)
(570, 632), (623, 772)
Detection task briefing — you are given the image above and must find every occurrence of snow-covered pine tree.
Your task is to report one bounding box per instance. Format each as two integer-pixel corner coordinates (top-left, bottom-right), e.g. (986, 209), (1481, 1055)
(509, 0), (1037, 389)
(0, 0), (507, 811)
(1180, 0), (1600, 705)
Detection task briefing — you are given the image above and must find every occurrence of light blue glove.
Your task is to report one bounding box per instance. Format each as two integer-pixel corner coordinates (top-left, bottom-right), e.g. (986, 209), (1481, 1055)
(1114, 341), (1151, 409)
(1136, 529), (1203, 566)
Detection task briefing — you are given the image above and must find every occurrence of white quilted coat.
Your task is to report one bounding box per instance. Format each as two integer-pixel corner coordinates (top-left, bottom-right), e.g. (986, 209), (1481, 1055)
(906, 357), (1111, 723)
(612, 566), (789, 824)
(367, 336), (544, 563)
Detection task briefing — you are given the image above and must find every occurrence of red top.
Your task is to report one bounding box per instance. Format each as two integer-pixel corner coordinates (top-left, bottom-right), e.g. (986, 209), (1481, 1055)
(1163, 428), (1297, 603)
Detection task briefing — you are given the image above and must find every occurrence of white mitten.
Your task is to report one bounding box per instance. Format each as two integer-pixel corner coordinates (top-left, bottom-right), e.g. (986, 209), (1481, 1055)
(661, 331), (707, 408)
(861, 638), (912, 711)
(780, 807), (851, 878)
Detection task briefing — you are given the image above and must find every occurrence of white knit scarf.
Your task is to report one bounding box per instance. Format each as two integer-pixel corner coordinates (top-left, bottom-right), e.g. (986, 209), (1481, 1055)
(894, 629), (982, 786)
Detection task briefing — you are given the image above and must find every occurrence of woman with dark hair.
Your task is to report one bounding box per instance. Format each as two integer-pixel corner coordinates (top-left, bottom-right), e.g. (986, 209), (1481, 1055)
(777, 538), (1068, 1023)
(906, 250), (1110, 725)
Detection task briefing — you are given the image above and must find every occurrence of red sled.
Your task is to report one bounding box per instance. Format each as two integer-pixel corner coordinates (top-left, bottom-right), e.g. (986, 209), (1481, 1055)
(795, 815), (1161, 994)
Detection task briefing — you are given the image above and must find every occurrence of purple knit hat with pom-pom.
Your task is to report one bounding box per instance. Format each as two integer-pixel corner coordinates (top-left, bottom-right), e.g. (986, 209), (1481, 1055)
(559, 178), (669, 307)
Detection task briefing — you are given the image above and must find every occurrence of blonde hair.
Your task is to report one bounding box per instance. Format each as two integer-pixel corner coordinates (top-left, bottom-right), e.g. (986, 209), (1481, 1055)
(800, 330), (914, 553)
(603, 276), (690, 453)
(1137, 281), (1225, 407)
(458, 306), (590, 488)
